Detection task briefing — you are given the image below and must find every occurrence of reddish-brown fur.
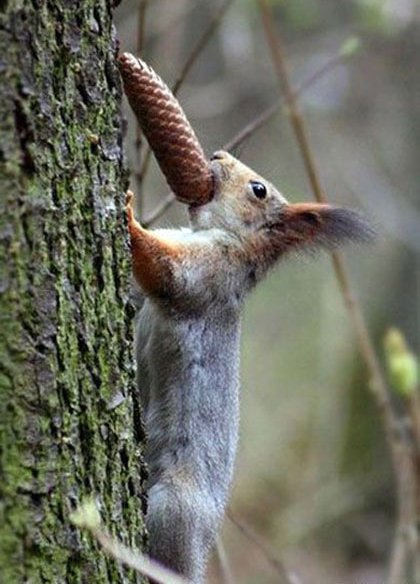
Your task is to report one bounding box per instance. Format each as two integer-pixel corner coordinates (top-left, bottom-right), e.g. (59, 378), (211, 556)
(126, 192), (182, 297)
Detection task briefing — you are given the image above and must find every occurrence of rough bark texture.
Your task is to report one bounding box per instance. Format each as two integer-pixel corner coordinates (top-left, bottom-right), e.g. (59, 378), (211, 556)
(0, 1), (147, 582)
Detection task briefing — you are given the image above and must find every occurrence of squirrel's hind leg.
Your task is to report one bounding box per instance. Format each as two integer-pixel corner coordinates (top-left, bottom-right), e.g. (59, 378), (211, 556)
(147, 480), (218, 583)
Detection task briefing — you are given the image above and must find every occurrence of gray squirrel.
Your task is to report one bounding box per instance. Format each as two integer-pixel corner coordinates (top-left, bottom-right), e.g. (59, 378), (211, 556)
(125, 150), (373, 583)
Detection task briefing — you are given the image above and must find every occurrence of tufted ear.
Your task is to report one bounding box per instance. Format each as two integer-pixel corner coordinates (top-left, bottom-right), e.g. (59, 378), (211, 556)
(267, 203), (375, 255)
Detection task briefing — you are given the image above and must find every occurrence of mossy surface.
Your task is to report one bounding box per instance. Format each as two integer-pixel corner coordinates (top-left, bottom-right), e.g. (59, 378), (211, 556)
(0, 1), (147, 582)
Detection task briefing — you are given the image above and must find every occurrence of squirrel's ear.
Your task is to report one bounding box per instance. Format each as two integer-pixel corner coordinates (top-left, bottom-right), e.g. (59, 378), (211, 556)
(272, 203), (375, 255)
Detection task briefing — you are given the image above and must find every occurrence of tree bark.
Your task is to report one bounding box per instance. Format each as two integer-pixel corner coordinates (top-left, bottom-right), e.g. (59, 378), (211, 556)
(0, 1), (147, 582)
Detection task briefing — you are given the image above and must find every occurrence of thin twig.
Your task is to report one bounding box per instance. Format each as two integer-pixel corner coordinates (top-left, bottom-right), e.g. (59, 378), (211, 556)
(70, 501), (187, 584)
(134, 0), (150, 218)
(408, 391), (420, 456)
(258, 1), (326, 202)
(225, 49), (350, 153)
(223, 101), (280, 153)
(94, 529), (187, 584)
(279, 473), (381, 546)
(256, 2), (415, 584)
(143, 192), (174, 227)
(138, 0), (234, 213)
(227, 511), (301, 584)
(387, 433), (417, 584)
(137, 0), (149, 56)
(144, 46), (354, 226)
(215, 536), (236, 584)
(406, 390), (420, 580)
(172, 0), (234, 96)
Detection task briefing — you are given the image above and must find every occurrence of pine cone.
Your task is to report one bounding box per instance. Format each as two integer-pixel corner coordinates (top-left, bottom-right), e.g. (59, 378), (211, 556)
(118, 53), (213, 206)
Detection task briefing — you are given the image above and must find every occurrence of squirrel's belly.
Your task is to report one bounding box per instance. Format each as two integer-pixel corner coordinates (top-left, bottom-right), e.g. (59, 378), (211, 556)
(139, 302), (241, 501)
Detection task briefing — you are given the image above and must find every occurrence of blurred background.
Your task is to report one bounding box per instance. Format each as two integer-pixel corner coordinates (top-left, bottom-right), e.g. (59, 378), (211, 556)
(116, 1), (420, 582)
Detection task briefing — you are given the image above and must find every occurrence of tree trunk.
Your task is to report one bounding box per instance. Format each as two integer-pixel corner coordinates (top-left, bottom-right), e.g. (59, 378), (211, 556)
(0, 1), (147, 582)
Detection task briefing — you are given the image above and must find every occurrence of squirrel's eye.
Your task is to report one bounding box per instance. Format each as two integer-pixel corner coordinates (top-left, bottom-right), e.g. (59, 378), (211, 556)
(249, 180), (267, 200)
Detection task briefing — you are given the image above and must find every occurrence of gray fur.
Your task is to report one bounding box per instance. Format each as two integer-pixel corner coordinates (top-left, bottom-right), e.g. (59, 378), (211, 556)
(136, 293), (241, 582)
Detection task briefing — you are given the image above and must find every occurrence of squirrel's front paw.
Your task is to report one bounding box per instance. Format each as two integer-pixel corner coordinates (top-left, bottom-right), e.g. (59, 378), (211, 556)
(125, 189), (135, 218)
(125, 190), (143, 232)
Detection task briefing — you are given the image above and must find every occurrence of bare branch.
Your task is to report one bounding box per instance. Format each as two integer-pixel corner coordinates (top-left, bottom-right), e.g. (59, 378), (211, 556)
(258, 0), (326, 202)
(215, 536), (236, 584)
(137, 0), (149, 56)
(172, 0), (234, 97)
(223, 101), (280, 154)
(94, 529), (187, 584)
(143, 192), (174, 228)
(227, 511), (301, 584)
(71, 500), (187, 584)
(225, 49), (351, 153)
(405, 391), (420, 579)
(387, 432), (418, 584)
(134, 0), (150, 217)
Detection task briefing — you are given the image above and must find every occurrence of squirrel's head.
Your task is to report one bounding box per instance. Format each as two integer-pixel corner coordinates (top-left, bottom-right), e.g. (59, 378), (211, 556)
(189, 150), (374, 261)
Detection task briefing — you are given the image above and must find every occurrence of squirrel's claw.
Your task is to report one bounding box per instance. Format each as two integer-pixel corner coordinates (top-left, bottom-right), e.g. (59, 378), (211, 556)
(125, 190), (141, 229)
(125, 190), (134, 213)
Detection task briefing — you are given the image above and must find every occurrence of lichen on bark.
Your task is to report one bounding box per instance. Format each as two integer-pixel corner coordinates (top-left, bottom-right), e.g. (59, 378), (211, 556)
(0, 1), (147, 582)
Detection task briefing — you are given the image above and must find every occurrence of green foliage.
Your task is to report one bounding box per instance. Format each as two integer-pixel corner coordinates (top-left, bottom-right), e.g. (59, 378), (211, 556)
(384, 328), (419, 397)
(340, 36), (362, 57)
(70, 499), (102, 531)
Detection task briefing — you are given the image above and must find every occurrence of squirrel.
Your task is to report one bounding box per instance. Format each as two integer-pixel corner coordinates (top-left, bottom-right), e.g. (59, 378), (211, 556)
(125, 149), (373, 583)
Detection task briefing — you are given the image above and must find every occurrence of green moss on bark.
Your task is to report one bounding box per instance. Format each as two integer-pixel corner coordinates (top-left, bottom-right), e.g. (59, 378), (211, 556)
(0, 1), (147, 582)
